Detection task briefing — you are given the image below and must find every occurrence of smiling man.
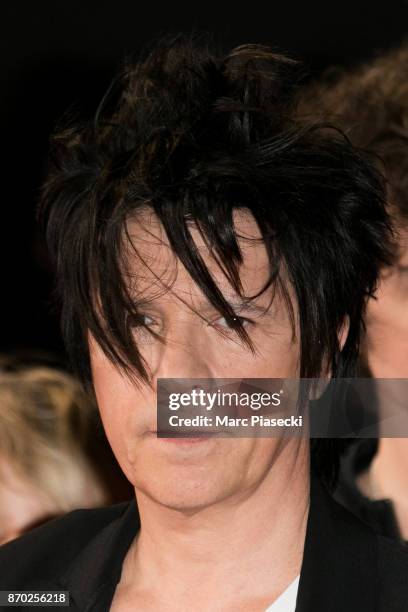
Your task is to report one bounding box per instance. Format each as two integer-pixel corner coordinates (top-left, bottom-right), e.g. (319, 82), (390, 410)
(1, 37), (408, 611)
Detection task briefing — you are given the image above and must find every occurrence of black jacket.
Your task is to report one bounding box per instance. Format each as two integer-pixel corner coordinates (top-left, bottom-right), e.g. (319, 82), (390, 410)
(1, 475), (408, 611)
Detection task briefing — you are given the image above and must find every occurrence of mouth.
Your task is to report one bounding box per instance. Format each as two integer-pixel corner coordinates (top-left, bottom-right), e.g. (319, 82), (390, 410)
(147, 430), (221, 443)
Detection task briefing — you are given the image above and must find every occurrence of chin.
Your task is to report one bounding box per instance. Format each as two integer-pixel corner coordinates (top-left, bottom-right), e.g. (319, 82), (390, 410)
(141, 488), (226, 513)
(134, 466), (233, 512)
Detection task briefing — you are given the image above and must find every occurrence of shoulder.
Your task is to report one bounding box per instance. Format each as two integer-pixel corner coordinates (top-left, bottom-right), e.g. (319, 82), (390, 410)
(0, 502), (131, 588)
(377, 535), (408, 607)
(305, 474), (408, 611)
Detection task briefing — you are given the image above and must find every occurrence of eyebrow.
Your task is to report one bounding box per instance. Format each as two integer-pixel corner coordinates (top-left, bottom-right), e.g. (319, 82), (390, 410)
(222, 299), (269, 314)
(189, 290), (274, 318)
(127, 271), (276, 314)
(131, 290), (271, 316)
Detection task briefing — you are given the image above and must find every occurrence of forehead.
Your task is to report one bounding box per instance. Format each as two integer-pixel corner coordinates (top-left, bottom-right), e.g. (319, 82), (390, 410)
(123, 208), (271, 302)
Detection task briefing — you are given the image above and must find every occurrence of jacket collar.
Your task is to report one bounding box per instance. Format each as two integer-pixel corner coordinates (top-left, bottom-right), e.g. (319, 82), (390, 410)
(59, 475), (378, 612)
(59, 501), (139, 611)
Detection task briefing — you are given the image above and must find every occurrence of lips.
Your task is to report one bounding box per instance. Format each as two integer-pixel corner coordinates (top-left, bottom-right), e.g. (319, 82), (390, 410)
(150, 430), (220, 437)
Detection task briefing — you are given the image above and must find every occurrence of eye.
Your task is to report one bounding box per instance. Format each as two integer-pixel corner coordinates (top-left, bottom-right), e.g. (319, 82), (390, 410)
(140, 313), (155, 327)
(127, 312), (156, 328)
(212, 315), (253, 332)
(126, 312), (161, 344)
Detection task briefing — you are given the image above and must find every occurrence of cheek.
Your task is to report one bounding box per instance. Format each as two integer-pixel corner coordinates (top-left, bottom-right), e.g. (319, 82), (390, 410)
(90, 347), (154, 480)
(207, 325), (300, 378)
(241, 330), (300, 378)
(365, 278), (408, 377)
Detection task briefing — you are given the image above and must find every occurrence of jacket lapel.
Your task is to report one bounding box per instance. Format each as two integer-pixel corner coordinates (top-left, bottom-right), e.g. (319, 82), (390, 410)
(58, 501), (139, 612)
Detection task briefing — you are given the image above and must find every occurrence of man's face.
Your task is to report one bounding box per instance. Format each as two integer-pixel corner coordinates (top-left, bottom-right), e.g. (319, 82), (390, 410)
(89, 209), (306, 511)
(365, 226), (408, 378)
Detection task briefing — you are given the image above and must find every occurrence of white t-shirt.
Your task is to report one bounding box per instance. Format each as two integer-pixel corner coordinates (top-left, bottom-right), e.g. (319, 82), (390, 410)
(264, 575), (300, 612)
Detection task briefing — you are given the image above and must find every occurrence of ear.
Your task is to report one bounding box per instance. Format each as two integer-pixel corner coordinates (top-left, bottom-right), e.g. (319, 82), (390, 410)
(309, 315), (350, 400)
(325, 315), (350, 378)
(324, 314), (350, 380)
(338, 315), (350, 352)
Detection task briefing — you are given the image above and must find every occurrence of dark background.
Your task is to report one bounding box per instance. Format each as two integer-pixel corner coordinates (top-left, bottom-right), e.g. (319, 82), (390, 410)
(2, 0), (408, 362)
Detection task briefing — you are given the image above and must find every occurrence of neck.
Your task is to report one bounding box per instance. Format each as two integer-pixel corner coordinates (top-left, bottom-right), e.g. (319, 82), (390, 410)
(366, 438), (408, 539)
(121, 442), (309, 609)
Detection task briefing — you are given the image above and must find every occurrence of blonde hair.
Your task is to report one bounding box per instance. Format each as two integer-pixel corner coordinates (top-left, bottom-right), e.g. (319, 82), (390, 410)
(0, 362), (106, 512)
